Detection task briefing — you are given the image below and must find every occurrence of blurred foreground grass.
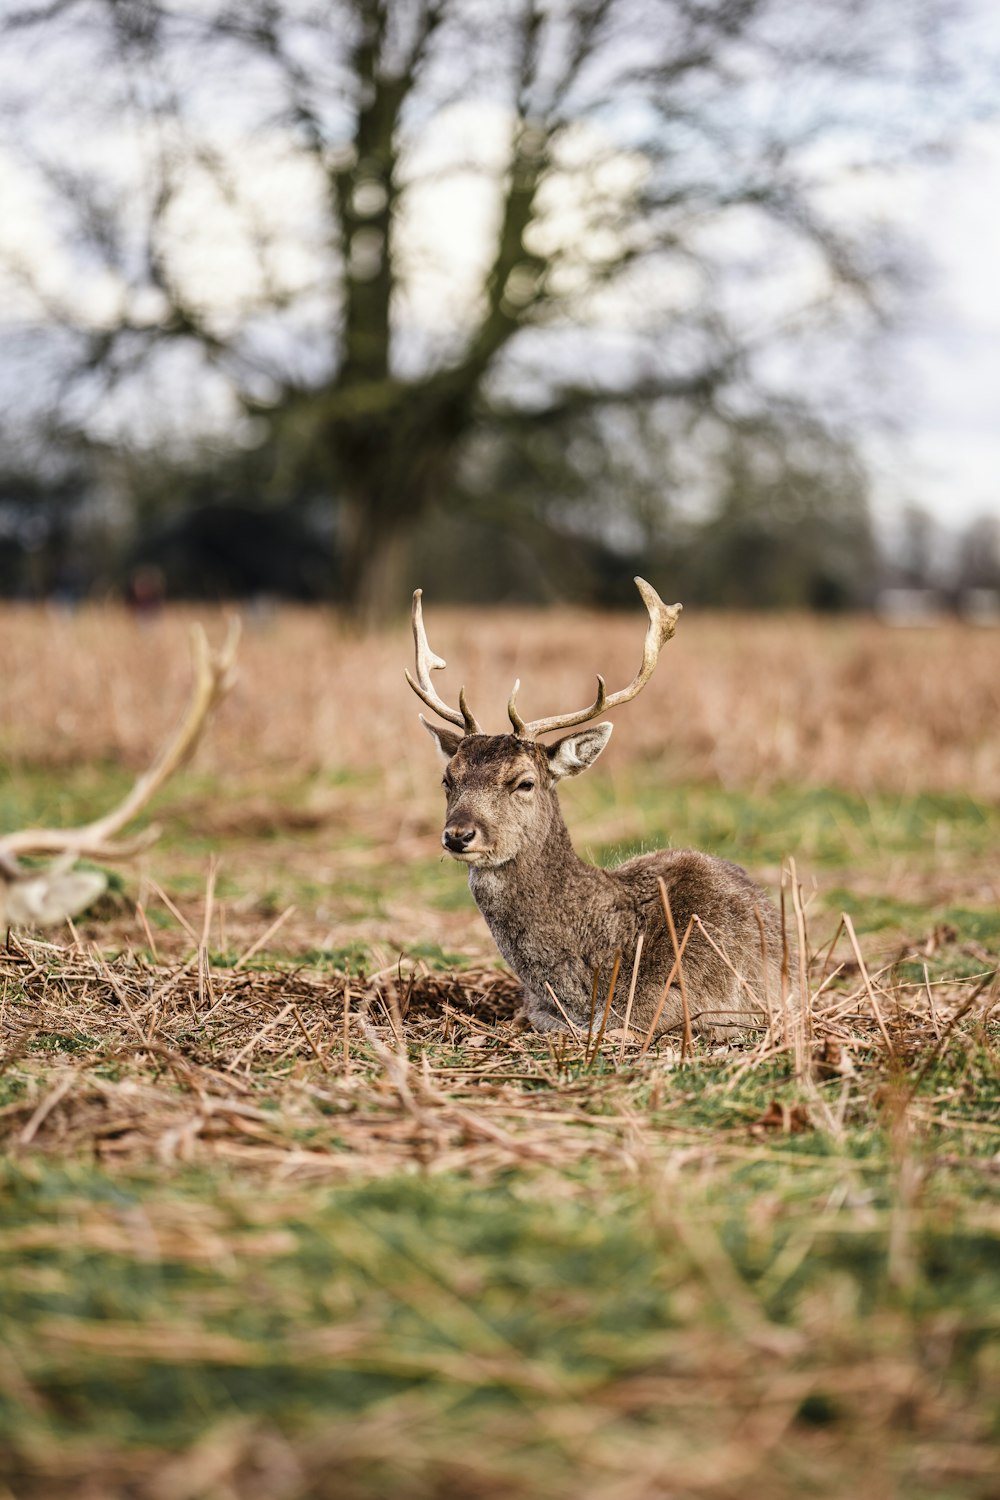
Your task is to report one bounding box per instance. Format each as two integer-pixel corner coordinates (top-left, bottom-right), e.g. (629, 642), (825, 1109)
(2, 1064), (999, 1495)
(2, 1124), (998, 1498)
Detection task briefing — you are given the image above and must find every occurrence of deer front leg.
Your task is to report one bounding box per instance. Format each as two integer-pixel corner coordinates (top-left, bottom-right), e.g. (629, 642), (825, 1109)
(518, 985), (580, 1034)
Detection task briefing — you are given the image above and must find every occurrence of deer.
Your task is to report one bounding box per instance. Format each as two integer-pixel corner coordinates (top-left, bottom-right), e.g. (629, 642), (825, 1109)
(407, 579), (787, 1042)
(0, 619), (239, 931)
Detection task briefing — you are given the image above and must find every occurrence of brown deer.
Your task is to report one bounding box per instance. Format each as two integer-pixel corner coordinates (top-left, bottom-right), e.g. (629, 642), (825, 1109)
(0, 620), (239, 930)
(408, 580), (786, 1040)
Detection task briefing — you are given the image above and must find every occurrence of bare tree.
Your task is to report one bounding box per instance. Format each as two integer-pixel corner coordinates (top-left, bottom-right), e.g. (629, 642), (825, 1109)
(0, 0), (980, 619)
(955, 512), (1000, 594)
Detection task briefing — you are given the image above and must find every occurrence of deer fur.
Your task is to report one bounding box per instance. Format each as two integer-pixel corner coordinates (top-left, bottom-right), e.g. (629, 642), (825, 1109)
(423, 723), (786, 1039)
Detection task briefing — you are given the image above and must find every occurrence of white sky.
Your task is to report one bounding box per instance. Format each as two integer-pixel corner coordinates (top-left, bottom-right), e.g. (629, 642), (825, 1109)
(872, 122), (1000, 530)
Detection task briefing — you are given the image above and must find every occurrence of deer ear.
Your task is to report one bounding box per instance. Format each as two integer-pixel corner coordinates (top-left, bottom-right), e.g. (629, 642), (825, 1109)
(547, 722), (613, 781)
(420, 716), (463, 766)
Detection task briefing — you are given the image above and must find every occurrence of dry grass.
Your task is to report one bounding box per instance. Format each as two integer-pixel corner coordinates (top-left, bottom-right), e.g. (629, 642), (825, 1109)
(0, 909), (995, 1178)
(1, 603), (999, 795)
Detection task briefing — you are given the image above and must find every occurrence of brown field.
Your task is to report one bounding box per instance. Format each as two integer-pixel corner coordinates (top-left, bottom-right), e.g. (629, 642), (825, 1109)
(2, 602), (999, 794)
(4, 601), (997, 962)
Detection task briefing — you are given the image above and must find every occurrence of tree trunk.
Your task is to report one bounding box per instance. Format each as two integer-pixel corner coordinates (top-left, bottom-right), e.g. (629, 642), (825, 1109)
(330, 381), (471, 626)
(337, 488), (416, 630)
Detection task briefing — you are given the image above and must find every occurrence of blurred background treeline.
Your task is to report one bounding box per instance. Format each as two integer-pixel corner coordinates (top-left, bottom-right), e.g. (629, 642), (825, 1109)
(1, 0), (998, 619)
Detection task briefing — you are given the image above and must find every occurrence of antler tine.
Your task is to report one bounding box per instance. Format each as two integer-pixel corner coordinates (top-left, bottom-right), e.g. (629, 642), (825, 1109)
(405, 589), (482, 735)
(0, 614), (241, 862)
(516, 578), (682, 739)
(507, 679), (527, 736)
(509, 673), (607, 736)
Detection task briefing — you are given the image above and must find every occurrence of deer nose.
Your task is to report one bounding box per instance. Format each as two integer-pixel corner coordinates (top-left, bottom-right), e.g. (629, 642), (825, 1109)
(443, 824), (477, 853)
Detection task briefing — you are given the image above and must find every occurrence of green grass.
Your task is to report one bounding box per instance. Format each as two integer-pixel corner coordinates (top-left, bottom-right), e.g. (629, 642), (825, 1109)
(7, 762), (997, 956)
(579, 778), (997, 863)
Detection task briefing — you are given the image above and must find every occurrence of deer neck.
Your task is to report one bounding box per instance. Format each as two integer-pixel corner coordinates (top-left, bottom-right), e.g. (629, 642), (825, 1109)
(468, 797), (610, 944)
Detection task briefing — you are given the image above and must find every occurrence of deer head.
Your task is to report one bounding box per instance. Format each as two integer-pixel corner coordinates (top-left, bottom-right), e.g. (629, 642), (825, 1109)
(0, 618), (240, 930)
(423, 727), (612, 868)
(407, 578), (681, 867)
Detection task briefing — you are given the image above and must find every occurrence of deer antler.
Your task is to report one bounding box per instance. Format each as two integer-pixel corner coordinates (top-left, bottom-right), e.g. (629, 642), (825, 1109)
(404, 589), (482, 735)
(508, 578), (681, 739)
(0, 617), (240, 874)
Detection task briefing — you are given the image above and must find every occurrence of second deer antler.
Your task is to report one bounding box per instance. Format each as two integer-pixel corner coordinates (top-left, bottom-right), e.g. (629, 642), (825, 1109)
(0, 618), (240, 929)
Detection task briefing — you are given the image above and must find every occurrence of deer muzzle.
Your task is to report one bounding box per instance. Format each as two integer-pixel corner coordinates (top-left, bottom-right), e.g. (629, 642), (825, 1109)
(442, 820), (480, 856)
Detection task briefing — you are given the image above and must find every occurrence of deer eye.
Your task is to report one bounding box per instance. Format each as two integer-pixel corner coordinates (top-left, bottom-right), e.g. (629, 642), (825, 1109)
(514, 778), (535, 793)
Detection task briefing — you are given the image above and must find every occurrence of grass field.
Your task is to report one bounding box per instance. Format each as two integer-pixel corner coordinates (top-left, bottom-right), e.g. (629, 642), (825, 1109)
(0, 604), (997, 1499)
